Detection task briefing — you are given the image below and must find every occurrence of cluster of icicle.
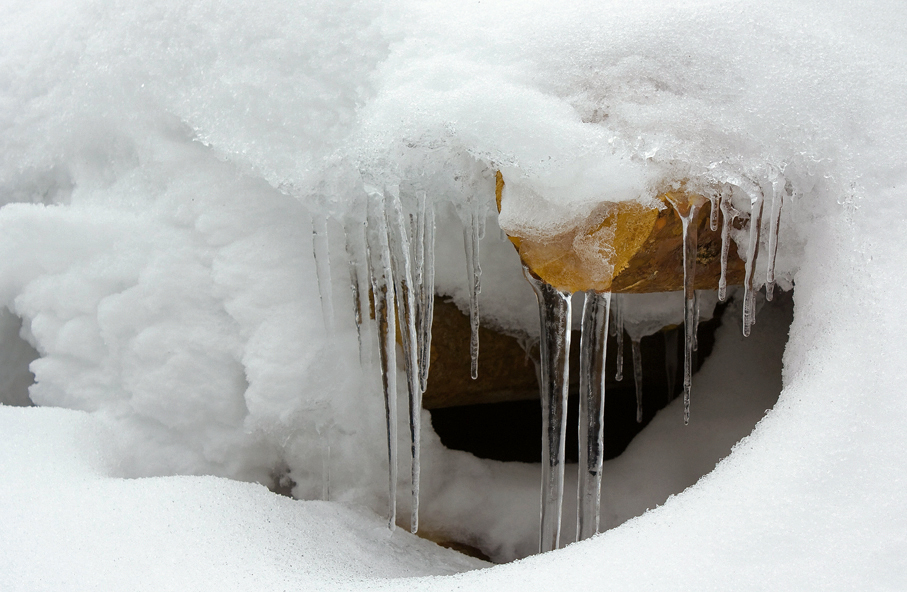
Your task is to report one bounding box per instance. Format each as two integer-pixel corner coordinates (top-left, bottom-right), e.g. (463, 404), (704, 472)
(311, 185), (483, 534)
(524, 167), (789, 553)
(309, 165), (788, 553)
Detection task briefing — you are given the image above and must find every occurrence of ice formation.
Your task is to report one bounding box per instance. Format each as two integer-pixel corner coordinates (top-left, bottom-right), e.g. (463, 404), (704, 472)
(1, 0), (906, 586)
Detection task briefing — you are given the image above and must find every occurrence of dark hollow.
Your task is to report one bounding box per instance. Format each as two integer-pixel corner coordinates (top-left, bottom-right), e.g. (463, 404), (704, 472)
(430, 303), (726, 464)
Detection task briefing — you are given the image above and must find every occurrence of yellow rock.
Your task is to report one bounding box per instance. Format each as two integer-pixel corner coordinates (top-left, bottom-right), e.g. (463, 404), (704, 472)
(496, 172), (741, 294)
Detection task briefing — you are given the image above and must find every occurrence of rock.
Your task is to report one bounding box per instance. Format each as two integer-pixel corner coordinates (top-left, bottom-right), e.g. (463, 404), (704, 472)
(496, 172), (747, 294)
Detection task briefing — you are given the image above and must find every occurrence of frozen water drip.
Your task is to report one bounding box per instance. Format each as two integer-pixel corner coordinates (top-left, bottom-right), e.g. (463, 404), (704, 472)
(576, 291), (610, 541)
(365, 189), (398, 530)
(463, 197), (482, 380)
(523, 265), (572, 553)
(666, 193), (705, 425)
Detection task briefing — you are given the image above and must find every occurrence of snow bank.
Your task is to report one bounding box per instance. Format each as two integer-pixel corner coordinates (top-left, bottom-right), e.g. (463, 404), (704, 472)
(0, 0), (906, 587)
(0, 406), (485, 591)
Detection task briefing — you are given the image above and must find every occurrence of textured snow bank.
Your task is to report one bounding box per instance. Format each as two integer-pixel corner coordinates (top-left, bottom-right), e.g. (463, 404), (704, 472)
(0, 406), (486, 591)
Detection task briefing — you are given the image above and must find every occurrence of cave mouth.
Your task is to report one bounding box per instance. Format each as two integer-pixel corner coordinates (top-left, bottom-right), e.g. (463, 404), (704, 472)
(426, 289), (793, 562)
(430, 300), (727, 464)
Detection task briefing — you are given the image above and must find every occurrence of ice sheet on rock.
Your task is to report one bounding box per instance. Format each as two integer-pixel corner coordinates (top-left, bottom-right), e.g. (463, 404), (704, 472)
(576, 291), (610, 541)
(523, 266), (571, 553)
(365, 189), (398, 530)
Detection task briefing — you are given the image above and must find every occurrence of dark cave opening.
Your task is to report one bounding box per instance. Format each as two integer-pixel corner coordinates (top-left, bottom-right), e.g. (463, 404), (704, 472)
(429, 303), (726, 464)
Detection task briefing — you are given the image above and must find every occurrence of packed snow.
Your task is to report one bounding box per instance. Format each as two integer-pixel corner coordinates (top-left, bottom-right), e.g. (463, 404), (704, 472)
(1, 0), (906, 588)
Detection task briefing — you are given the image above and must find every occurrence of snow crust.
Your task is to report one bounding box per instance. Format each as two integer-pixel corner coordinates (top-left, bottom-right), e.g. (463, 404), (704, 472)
(0, 0), (906, 588)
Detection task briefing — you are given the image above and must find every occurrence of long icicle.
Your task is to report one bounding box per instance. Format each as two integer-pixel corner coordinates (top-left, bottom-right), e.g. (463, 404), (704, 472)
(765, 176), (786, 302)
(523, 266), (572, 553)
(386, 188), (422, 534)
(576, 291), (610, 542)
(366, 189), (397, 530)
(667, 194), (704, 425)
(464, 197), (482, 379)
(743, 187), (765, 337)
(631, 339), (643, 423)
(418, 197), (436, 394)
(718, 193), (738, 302)
(312, 213), (334, 332)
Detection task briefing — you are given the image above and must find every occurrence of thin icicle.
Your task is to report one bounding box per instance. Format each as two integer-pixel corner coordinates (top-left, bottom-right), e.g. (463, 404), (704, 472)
(718, 195), (738, 302)
(344, 218), (368, 365)
(743, 188), (765, 337)
(667, 194), (704, 425)
(365, 190), (397, 531)
(631, 339), (643, 423)
(523, 265), (571, 553)
(418, 197), (436, 394)
(312, 214), (334, 332)
(664, 329), (679, 404)
(464, 198), (482, 379)
(576, 291), (610, 542)
(386, 189), (422, 534)
(765, 176), (786, 302)
(613, 295), (624, 381)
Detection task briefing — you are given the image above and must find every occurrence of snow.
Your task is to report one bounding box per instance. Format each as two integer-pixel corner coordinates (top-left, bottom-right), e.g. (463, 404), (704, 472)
(0, 406), (486, 591)
(0, 0), (906, 588)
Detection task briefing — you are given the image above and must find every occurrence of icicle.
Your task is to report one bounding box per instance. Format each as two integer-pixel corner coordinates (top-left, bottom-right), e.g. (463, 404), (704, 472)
(522, 266), (572, 553)
(667, 194), (704, 425)
(664, 329), (678, 404)
(613, 295), (624, 381)
(385, 188), (423, 534)
(576, 291), (610, 542)
(464, 197), (482, 379)
(631, 339), (643, 423)
(742, 188), (765, 337)
(312, 214), (334, 332)
(344, 218), (369, 365)
(418, 197), (436, 394)
(718, 196), (738, 302)
(765, 176), (786, 302)
(365, 190), (397, 530)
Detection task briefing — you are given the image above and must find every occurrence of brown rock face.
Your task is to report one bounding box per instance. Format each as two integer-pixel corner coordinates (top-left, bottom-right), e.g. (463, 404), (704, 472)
(422, 299), (539, 409)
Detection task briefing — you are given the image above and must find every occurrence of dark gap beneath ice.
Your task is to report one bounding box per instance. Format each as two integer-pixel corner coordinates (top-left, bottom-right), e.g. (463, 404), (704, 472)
(430, 303), (727, 464)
